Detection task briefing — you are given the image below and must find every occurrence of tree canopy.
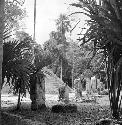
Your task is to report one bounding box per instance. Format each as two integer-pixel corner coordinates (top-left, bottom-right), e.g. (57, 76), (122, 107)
(4, 1), (26, 41)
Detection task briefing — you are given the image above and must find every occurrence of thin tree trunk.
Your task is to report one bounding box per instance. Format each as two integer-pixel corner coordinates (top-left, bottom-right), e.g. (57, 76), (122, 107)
(17, 88), (21, 110)
(0, 0), (4, 123)
(72, 67), (74, 88)
(60, 59), (63, 80)
(72, 51), (74, 88)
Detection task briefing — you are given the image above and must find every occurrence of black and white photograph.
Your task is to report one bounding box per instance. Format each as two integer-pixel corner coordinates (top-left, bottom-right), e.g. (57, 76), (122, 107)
(1, 0), (122, 125)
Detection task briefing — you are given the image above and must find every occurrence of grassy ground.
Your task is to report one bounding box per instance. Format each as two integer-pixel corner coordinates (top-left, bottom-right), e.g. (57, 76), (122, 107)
(8, 105), (111, 125)
(2, 93), (112, 125)
(1, 75), (121, 124)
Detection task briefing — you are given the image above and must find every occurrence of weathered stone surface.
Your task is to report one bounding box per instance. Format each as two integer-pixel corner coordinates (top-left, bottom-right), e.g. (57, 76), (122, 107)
(51, 104), (77, 113)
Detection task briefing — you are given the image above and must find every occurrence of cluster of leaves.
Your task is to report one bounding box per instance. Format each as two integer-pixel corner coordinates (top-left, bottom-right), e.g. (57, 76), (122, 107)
(2, 36), (33, 94)
(56, 14), (71, 35)
(4, 0), (26, 40)
(71, 0), (122, 63)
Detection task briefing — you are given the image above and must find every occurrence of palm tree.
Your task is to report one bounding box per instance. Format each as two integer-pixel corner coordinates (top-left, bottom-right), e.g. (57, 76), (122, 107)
(2, 37), (33, 110)
(56, 14), (71, 80)
(29, 44), (53, 110)
(72, 0), (122, 119)
(0, 0), (5, 122)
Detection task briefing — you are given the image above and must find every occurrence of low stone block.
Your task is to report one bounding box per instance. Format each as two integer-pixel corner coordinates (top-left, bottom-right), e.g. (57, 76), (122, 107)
(51, 104), (77, 113)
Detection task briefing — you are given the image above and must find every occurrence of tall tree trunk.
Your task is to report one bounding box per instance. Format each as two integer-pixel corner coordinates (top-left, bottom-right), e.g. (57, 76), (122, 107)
(72, 52), (74, 88)
(0, 0), (4, 123)
(17, 88), (21, 110)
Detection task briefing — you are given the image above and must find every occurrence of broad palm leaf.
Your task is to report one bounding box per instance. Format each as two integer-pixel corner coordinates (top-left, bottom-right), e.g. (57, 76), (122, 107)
(2, 38), (33, 96)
